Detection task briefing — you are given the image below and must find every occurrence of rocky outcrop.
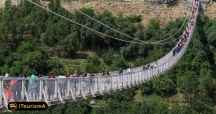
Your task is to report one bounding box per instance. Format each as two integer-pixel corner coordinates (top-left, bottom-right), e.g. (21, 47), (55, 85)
(0, 0), (20, 8)
(205, 2), (216, 18)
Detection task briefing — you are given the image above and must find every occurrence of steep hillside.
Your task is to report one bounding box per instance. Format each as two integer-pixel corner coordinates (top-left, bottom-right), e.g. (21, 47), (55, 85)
(61, 0), (216, 25)
(62, 0), (190, 25)
(1, 0), (215, 25)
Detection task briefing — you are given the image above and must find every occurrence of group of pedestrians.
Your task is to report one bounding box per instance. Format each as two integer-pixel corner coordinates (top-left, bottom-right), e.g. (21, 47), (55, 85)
(142, 64), (157, 70)
(172, 0), (199, 56)
(0, 73), (39, 103)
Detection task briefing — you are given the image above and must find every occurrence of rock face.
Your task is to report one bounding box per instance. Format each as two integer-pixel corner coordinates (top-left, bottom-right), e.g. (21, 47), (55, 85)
(0, 0), (6, 8)
(205, 2), (216, 18)
(61, 0), (216, 25)
(0, 0), (20, 8)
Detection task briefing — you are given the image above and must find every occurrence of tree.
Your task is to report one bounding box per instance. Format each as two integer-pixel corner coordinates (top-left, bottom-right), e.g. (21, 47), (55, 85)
(111, 56), (128, 70)
(152, 77), (177, 97)
(85, 55), (102, 73)
(47, 57), (64, 76)
(61, 32), (80, 57)
(22, 50), (48, 75)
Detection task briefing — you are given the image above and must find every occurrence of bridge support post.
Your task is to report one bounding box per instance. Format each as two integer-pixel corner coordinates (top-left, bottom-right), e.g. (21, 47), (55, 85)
(135, 73), (138, 86)
(103, 77), (106, 93)
(137, 73), (140, 85)
(144, 71), (147, 82)
(98, 77), (104, 95)
(122, 75), (127, 89)
(80, 77), (87, 99)
(42, 85), (49, 104)
(118, 76), (122, 90)
(123, 75), (127, 89)
(109, 76), (112, 92)
(57, 87), (64, 103)
(141, 71), (144, 83)
(130, 73), (133, 88)
(0, 79), (6, 108)
(54, 79), (58, 99)
(90, 87), (96, 97)
(2, 80), (9, 109)
(130, 72), (133, 87)
(96, 77), (99, 94)
(75, 78), (78, 97)
(21, 79), (25, 100)
(24, 80), (29, 102)
(66, 79), (70, 98)
(148, 69), (151, 81)
(121, 74), (123, 90)
(139, 72), (142, 85)
(133, 73), (136, 87)
(137, 73), (139, 85)
(70, 78), (76, 100)
(103, 77), (106, 92)
(69, 88), (76, 101)
(39, 80), (43, 100)
(21, 79), (29, 102)
(110, 76), (113, 92)
(137, 73), (140, 86)
(123, 75), (126, 89)
(125, 75), (128, 88)
(134, 73), (137, 86)
(106, 76), (111, 93)
(144, 70), (147, 81)
(90, 78), (96, 97)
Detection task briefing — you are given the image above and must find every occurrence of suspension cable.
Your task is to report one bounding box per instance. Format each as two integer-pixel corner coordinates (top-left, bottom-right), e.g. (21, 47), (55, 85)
(26, 0), (148, 46)
(152, 16), (189, 43)
(25, 0), (179, 45)
(76, 5), (189, 44)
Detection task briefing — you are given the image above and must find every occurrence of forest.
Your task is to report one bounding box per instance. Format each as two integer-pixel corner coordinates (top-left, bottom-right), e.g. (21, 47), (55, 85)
(1, 0), (216, 114)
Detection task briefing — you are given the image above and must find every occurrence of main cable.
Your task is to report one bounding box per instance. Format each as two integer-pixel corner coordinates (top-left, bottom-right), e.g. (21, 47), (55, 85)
(26, 0), (148, 46)
(25, 0), (179, 45)
(76, 0), (190, 44)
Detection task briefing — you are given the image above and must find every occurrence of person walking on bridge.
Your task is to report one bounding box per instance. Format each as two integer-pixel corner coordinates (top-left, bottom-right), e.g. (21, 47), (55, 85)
(28, 72), (39, 100)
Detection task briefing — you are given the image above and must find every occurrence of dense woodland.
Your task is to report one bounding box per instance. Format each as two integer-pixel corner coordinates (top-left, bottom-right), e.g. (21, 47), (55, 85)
(1, 0), (216, 114)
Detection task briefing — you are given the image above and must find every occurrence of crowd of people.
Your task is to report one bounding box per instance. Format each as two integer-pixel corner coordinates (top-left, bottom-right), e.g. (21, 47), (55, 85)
(172, 0), (199, 56)
(0, 73), (39, 106)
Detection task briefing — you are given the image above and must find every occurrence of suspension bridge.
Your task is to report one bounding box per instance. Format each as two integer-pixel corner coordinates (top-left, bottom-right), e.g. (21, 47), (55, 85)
(0, 0), (200, 109)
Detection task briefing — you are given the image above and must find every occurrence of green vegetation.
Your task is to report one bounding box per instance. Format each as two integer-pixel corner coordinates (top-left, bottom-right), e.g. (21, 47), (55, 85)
(0, 0), (181, 76)
(1, 0), (216, 114)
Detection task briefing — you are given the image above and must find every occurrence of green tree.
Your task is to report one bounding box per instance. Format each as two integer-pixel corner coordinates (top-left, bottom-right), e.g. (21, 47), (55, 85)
(152, 77), (177, 97)
(61, 32), (80, 57)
